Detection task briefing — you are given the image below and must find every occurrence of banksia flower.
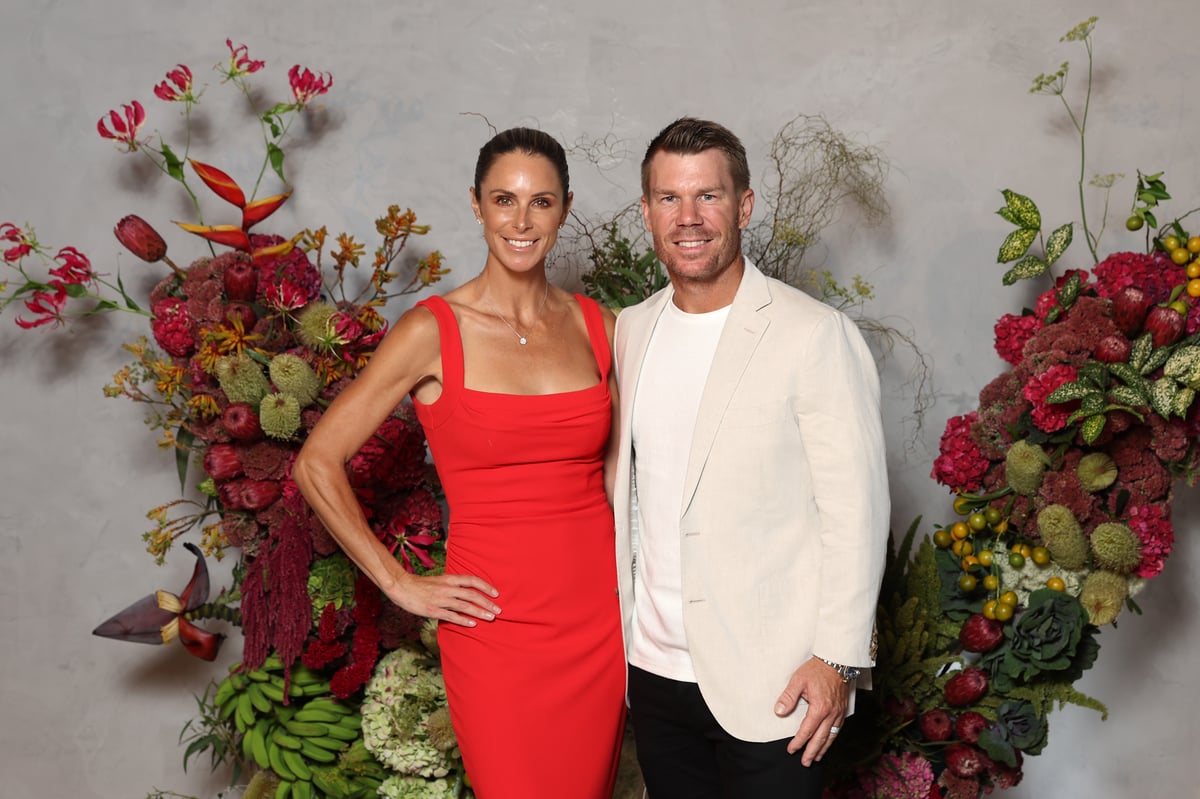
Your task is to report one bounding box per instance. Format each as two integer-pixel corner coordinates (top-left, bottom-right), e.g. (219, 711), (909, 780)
(215, 352), (271, 404)
(259, 392), (302, 440)
(1090, 522), (1142, 574)
(1077, 452), (1118, 492)
(1079, 570), (1128, 625)
(1005, 439), (1050, 496)
(269, 353), (321, 406)
(1036, 504), (1089, 570)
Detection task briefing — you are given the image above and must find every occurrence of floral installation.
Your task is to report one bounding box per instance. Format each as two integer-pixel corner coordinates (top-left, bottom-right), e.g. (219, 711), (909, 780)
(3, 40), (466, 799)
(824, 18), (1198, 798)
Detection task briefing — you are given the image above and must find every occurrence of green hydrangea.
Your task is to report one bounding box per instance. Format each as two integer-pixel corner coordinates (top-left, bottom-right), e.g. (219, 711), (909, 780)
(269, 352), (322, 406)
(361, 645), (462, 780)
(215, 352), (270, 404)
(1006, 440), (1050, 496)
(378, 775), (460, 799)
(259, 392), (301, 440)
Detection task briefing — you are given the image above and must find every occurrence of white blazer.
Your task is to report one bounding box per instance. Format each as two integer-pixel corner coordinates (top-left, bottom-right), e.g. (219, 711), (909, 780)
(613, 261), (890, 742)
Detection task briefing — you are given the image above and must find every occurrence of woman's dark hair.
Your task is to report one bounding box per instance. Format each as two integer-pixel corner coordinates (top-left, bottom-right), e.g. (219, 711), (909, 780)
(640, 117), (750, 197)
(473, 127), (569, 198)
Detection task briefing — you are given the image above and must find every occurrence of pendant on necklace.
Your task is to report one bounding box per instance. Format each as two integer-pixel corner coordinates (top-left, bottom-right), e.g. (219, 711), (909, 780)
(518, 337), (527, 345)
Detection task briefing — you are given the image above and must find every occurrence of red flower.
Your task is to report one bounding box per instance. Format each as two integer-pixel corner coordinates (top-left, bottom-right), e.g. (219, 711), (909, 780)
(153, 64), (194, 102)
(47, 246), (94, 286)
(150, 297), (196, 357)
(97, 100), (146, 150)
(1, 222), (33, 262)
(114, 215), (168, 263)
(263, 279), (308, 313)
(1127, 503), (1174, 579)
(288, 65), (333, 106)
(203, 443), (244, 482)
(225, 39), (265, 77)
(993, 313), (1040, 365)
(15, 283), (68, 329)
(1022, 363), (1078, 433)
(931, 412), (990, 492)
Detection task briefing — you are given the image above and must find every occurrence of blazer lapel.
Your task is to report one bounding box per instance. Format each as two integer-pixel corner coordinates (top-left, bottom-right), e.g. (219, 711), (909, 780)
(679, 264), (773, 516)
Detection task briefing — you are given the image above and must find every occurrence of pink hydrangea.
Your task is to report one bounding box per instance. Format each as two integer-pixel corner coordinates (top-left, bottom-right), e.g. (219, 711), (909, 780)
(1022, 363), (1079, 433)
(993, 313), (1040, 365)
(1127, 503), (1174, 579)
(932, 412), (990, 492)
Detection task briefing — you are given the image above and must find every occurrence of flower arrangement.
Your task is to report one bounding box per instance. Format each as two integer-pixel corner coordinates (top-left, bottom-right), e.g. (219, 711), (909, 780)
(824, 18), (1199, 798)
(3, 39), (471, 799)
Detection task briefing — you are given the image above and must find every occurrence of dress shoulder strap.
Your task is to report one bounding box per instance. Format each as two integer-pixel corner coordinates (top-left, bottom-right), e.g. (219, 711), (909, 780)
(412, 296), (463, 423)
(574, 294), (612, 381)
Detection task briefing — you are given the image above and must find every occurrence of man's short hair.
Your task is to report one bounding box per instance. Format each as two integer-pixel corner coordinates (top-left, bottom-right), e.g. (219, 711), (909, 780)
(640, 117), (750, 197)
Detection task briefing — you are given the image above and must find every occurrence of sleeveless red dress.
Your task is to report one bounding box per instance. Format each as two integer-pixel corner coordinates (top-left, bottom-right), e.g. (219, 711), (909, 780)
(412, 294), (626, 798)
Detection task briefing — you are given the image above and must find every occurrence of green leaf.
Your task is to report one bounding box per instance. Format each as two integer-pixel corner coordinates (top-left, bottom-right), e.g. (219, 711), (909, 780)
(116, 273), (143, 313)
(1002, 254), (1048, 285)
(997, 228), (1039, 263)
(1081, 414), (1106, 444)
(1044, 223), (1073, 266)
(997, 206), (1021, 226)
(1079, 393), (1107, 415)
(1055, 269), (1082, 307)
(1173, 386), (1195, 418)
(1046, 381), (1094, 404)
(268, 143), (286, 182)
(1148, 379), (1178, 419)
(1144, 211), (1159, 228)
(64, 282), (89, 298)
(1108, 362), (1146, 388)
(1142, 345), (1173, 375)
(1001, 189), (1042, 229)
(175, 427), (195, 492)
(160, 141), (185, 182)
(1163, 346), (1200, 387)
(1107, 385), (1146, 407)
(1130, 333), (1153, 372)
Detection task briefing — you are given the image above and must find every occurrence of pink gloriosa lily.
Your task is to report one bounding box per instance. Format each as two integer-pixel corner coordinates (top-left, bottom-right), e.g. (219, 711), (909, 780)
(153, 64), (193, 102)
(92, 542), (224, 661)
(47, 247), (94, 286)
(288, 65), (333, 107)
(15, 283), (68, 329)
(225, 39), (264, 77)
(1, 222), (33, 262)
(97, 101), (146, 151)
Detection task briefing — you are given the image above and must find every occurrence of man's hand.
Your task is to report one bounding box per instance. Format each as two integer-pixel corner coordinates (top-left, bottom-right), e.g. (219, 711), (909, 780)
(773, 657), (850, 765)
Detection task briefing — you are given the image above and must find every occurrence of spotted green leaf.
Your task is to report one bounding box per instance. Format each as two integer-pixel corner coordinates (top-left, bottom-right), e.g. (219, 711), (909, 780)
(1130, 333), (1153, 372)
(997, 228), (1039, 263)
(1046, 381), (1093, 404)
(1142, 345), (1173, 376)
(1000, 189), (1042, 229)
(1002, 254), (1048, 285)
(1079, 393), (1107, 415)
(1080, 414), (1106, 444)
(1174, 386), (1196, 418)
(1148, 379), (1178, 418)
(1107, 362), (1146, 390)
(1163, 346), (1200, 388)
(1107, 385), (1146, 407)
(1044, 222), (1074, 266)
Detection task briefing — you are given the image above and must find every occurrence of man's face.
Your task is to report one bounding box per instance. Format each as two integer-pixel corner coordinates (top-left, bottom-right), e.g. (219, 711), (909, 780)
(641, 149), (754, 288)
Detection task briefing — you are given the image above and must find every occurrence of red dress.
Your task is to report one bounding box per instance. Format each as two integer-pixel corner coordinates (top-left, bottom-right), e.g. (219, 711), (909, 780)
(412, 295), (626, 798)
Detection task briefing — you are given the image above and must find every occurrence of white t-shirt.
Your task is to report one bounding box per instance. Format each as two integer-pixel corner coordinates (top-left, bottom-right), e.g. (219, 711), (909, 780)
(628, 299), (729, 682)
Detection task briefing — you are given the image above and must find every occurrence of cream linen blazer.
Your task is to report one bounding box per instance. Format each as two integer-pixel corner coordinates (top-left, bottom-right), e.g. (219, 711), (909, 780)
(613, 261), (890, 743)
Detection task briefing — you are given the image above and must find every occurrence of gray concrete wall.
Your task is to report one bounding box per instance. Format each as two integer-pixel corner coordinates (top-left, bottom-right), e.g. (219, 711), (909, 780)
(2, 1), (1196, 796)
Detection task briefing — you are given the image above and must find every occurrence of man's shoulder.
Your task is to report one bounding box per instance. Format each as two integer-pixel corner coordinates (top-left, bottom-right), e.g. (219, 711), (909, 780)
(755, 270), (843, 327)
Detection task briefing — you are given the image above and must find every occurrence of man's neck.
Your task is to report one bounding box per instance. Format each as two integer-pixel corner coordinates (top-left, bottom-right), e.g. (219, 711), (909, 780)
(670, 258), (745, 314)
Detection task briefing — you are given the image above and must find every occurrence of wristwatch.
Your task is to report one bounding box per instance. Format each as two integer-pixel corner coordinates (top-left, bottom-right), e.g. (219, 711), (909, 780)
(817, 657), (861, 683)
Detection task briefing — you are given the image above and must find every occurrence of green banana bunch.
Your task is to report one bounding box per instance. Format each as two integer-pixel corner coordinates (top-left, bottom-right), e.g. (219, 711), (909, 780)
(211, 653), (367, 799)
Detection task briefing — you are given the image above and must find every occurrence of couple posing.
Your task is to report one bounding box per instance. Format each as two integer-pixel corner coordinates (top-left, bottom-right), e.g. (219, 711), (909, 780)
(294, 117), (890, 798)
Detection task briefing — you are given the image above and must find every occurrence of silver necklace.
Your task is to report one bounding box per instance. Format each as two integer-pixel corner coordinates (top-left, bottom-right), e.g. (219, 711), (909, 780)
(485, 281), (549, 345)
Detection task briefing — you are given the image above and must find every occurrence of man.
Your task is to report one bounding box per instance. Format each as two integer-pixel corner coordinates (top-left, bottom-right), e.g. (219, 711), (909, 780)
(613, 117), (889, 797)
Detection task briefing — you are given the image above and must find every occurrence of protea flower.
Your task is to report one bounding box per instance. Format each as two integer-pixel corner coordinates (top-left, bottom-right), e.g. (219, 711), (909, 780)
(115, 214), (184, 276)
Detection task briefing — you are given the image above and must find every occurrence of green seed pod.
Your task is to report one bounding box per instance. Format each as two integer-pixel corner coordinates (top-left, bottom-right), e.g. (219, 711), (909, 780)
(1036, 504), (1089, 570)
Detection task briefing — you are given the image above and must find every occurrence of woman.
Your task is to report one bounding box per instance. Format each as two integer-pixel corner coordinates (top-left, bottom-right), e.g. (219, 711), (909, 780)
(293, 128), (625, 797)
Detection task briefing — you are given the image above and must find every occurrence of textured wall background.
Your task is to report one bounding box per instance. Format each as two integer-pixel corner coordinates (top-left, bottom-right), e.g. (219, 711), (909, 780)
(2, 1), (1197, 797)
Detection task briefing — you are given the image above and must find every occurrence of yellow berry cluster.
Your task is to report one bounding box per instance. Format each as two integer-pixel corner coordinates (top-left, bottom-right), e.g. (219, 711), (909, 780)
(1168, 234), (1200, 296)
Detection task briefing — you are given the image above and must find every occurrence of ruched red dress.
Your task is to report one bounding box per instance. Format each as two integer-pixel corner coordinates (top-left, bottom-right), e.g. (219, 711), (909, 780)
(412, 294), (625, 798)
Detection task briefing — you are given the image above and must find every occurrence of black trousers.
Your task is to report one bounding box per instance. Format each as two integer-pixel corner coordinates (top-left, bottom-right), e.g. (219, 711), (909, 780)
(628, 665), (826, 799)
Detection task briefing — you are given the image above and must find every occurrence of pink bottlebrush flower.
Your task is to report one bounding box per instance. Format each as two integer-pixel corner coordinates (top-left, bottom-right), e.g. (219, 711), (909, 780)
(15, 283), (68, 329)
(1, 222), (34, 262)
(288, 65), (333, 106)
(97, 100), (146, 151)
(225, 39), (265, 77)
(47, 246), (94, 286)
(153, 64), (194, 102)
(1022, 363), (1079, 433)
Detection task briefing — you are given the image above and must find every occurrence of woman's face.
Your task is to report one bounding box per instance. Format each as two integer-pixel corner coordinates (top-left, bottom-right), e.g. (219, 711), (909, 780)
(471, 151), (572, 274)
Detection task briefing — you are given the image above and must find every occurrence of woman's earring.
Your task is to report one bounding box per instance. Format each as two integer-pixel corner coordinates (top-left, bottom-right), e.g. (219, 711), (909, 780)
(476, 218), (483, 225)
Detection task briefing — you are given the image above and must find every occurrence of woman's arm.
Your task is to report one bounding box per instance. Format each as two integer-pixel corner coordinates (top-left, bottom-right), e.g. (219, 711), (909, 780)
(293, 304), (501, 626)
